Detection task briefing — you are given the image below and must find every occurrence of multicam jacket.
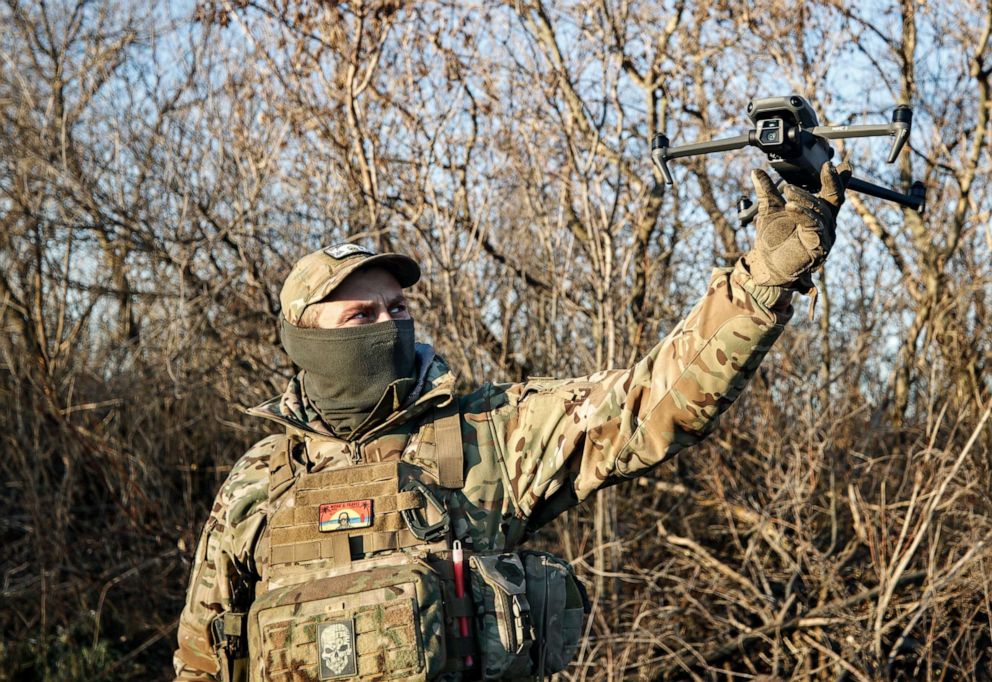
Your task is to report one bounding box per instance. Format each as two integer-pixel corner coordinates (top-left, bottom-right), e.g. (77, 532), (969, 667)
(173, 262), (795, 680)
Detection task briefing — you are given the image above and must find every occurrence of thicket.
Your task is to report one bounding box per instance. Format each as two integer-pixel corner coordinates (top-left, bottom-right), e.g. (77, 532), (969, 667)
(1, 1), (989, 680)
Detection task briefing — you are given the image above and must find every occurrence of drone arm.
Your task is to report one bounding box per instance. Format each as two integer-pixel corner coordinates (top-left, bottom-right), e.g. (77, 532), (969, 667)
(652, 133), (751, 184)
(809, 105), (912, 163)
(809, 123), (898, 139)
(847, 176), (926, 212)
(659, 133), (752, 159)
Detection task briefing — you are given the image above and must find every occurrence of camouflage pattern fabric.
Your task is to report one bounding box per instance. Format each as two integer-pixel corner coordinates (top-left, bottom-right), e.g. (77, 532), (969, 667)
(174, 260), (794, 680)
(249, 561), (446, 680)
(465, 550), (585, 679)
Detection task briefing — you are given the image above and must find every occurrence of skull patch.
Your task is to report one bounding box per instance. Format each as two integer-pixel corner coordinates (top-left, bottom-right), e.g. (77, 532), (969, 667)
(317, 620), (357, 679)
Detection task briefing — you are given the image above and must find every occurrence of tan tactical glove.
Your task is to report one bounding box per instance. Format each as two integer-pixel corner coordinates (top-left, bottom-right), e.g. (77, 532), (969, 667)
(744, 162), (849, 292)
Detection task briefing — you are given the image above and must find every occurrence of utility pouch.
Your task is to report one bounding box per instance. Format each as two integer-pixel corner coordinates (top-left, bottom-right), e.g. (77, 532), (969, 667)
(247, 561), (446, 682)
(468, 553), (534, 679)
(469, 551), (589, 679)
(519, 550), (589, 674)
(212, 612), (248, 682)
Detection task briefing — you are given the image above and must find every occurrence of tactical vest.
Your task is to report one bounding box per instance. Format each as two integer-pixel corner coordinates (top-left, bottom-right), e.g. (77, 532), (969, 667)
(223, 403), (589, 681)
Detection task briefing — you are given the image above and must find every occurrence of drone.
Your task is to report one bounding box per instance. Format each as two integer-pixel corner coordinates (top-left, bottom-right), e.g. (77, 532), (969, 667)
(651, 95), (926, 225)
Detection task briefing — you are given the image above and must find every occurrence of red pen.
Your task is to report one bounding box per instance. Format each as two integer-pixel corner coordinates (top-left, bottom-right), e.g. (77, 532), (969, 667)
(451, 540), (473, 667)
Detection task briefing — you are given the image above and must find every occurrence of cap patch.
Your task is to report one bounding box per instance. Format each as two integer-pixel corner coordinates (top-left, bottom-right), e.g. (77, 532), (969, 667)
(323, 243), (373, 260)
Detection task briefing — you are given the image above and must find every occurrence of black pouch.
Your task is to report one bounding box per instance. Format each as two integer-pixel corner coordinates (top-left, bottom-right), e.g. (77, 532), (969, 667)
(468, 553), (534, 679)
(469, 551), (590, 679)
(519, 550), (590, 673)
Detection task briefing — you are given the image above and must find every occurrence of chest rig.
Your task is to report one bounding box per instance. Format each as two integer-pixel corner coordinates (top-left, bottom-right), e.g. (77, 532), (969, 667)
(246, 402), (474, 682)
(237, 400), (590, 682)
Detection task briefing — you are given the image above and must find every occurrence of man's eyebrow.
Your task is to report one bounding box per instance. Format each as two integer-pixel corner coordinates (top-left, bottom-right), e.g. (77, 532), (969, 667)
(337, 301), (374, 312)
(333, 301), (373, 320)
(386, 293), (407, 306)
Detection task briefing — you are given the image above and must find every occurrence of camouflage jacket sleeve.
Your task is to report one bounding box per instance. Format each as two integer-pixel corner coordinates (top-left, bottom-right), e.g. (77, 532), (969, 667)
(489, 261), (794, 528)
(173, 436), (278, 681)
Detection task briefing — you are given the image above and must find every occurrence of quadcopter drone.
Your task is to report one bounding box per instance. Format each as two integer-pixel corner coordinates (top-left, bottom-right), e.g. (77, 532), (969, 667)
(651, 95), (926, 225)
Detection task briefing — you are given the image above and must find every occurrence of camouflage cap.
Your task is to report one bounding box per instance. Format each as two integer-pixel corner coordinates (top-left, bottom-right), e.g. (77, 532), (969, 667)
(279, 243), (421, 325)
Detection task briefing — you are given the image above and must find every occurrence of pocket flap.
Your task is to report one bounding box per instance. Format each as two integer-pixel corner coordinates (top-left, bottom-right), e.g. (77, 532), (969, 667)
(470, 554), (527, 595)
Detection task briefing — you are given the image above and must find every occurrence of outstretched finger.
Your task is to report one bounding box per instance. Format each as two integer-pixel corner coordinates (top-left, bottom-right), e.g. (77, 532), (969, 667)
(835, 160), (853, 185)
(786, 185), (837, 248)
(817, 162), (847, 213)
(751, 169), (785, 213)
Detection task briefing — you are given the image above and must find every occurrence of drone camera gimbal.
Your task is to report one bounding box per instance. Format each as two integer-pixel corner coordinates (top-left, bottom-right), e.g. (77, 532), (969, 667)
(651, 96), (926, 225)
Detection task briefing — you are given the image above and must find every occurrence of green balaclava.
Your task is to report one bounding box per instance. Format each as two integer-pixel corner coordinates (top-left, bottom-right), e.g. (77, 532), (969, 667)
(277, 243), (422, 439)
(280, 318), (417, 438)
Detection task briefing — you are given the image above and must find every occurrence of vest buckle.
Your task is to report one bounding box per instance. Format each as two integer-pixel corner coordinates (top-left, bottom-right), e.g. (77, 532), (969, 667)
(401, 479), (450, 542)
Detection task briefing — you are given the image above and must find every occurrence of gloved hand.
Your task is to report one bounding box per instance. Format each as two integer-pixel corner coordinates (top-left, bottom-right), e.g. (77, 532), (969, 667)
(744, 162), (849, 292)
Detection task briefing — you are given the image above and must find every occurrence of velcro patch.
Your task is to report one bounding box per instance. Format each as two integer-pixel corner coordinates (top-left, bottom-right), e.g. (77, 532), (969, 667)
(317, 619), (357, 679)
(319, 500), (372, 532)
(323, 243), (373, 260)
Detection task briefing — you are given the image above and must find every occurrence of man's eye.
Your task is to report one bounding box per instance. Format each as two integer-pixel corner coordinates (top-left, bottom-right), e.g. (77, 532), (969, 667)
(349, 311), (368, 320)
(389, 304), (407, 314)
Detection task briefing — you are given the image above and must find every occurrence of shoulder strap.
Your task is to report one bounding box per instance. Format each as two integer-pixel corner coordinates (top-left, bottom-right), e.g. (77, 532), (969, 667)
(432, 399), (464, 488)
(267, 434), (298, 501)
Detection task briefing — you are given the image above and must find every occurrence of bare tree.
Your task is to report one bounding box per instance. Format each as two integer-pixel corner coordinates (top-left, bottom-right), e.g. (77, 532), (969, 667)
(1, 0), (989, 678)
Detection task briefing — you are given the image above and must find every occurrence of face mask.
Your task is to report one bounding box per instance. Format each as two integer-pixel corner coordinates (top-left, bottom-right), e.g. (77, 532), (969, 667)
(280, 318), (417, 438)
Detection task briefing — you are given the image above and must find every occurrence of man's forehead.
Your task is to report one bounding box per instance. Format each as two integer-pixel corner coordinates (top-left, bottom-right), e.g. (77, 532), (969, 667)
(323, 266), (404, 302)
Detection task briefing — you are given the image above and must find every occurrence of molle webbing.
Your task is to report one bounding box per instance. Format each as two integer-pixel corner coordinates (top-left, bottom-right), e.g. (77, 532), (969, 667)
(268, 461), (425, 568)
(263, 599), (420, 678)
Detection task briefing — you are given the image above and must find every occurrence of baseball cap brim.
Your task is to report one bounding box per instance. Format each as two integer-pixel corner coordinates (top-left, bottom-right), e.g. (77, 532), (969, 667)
(348, 253), (421, 289)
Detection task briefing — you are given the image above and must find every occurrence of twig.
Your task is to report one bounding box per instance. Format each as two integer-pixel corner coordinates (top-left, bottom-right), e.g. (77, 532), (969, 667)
(872, 403), (991, 653)
(799, 632), (872, 682)
(652, 570), (927, 679)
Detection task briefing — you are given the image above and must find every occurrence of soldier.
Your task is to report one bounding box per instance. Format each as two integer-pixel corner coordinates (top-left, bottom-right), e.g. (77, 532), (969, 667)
(174, 164), (846, 681)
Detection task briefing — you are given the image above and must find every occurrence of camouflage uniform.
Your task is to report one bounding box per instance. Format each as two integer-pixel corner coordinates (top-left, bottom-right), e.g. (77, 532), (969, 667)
(173, 257), (795, 681)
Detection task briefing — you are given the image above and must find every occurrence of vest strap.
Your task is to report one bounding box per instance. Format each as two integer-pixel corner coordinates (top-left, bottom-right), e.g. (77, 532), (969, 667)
(445, 635), (476, 658)
(267, 437), (296, 500)
(330, 533), (351, 567)
(270, 492), (419, 529)
(445, 593), (473, 618)
(434, 400), (464, 488)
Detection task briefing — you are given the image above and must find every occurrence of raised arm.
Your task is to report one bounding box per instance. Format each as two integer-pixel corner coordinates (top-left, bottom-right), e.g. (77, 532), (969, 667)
(490, 164), (846, 530)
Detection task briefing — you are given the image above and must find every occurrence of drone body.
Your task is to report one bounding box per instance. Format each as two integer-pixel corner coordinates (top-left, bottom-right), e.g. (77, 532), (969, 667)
(651, 95), (925, 225)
